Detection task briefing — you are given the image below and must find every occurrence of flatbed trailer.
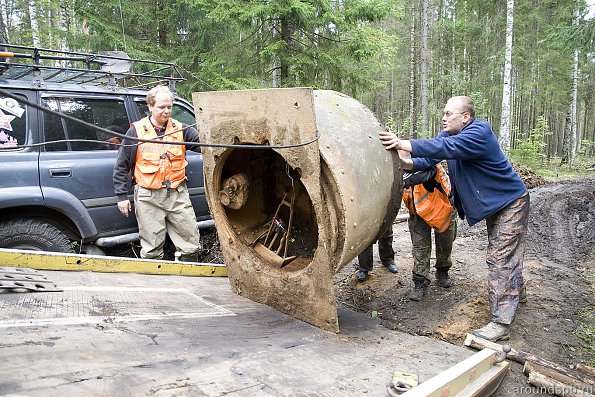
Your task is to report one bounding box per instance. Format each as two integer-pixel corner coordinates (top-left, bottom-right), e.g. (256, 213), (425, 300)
(0, 249), (509, 396)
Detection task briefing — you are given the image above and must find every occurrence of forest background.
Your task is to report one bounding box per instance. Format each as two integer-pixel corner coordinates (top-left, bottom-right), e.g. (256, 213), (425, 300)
(1, 0), (594, 172)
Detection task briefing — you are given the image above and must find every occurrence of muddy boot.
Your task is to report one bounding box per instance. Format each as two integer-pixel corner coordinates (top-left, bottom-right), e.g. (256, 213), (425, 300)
(519, 283), (527, 304)
(472, 321), (510, 342)
(435, 268), (453, 288)
(409, 275), (430, 301)
(355, 269), (368, 282)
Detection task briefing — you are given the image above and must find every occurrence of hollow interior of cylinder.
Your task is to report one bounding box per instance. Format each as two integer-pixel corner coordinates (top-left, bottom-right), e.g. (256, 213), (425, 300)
(218, 148), (318, 272)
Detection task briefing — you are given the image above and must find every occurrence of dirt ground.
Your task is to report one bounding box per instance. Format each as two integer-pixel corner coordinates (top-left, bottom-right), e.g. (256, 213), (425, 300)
(106, 174), (594, 395)
(333, 174), (595, 395)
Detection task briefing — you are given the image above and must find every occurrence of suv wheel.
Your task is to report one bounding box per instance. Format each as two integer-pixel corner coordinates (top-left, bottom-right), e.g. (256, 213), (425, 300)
(0, 219), (74, 253)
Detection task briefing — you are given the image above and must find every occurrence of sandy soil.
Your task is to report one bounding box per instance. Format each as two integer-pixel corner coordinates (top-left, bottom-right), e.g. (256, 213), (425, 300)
(333, 175), (595, 395)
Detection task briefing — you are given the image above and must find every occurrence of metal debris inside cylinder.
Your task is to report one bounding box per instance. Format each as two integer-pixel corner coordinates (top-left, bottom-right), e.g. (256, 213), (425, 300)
(217, 149), (317, 271)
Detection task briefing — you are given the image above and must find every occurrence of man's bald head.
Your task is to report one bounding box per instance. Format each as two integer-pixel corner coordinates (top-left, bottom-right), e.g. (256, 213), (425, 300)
(448, 96), (475, 117)
(442, 96), (475, 135)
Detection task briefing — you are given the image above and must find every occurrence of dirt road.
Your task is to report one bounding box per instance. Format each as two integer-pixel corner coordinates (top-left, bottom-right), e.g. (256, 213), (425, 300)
(334, 175), (595, 394)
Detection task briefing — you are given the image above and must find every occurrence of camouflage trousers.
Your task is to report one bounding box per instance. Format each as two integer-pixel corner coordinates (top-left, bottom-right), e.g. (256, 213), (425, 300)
(408, 208), (457, 280)
(357, 226), (395, 271)
(485, 192), (530, 325)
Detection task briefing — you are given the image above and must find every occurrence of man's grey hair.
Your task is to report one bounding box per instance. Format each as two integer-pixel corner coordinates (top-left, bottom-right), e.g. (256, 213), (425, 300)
(146, 85), (174, 106)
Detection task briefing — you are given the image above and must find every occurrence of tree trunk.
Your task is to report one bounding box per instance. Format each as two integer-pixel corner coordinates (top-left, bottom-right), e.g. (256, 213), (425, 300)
(408, 4), (418, 139)
(157, 0), (167, 47)
(28, 0), (40, 47)
(499, 0), (514, 152)
(0, 0), (9, 44)
(420, 0), (430, 137)
(280, 17), (292, 86)
(562, 4), (580, 166)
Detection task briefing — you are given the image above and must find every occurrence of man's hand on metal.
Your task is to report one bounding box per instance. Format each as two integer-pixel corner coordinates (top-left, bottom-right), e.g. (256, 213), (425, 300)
(379, 130), (404, 151)
(379, 131), (413, 153)
(118, 199), (131, 217)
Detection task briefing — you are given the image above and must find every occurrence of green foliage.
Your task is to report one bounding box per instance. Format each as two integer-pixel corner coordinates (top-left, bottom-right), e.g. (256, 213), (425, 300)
(468, 92), (489, 120)
(547, 18), (595, 54)
(510, 116), (551, 169)
(576, 307), (595, 367)
(576, 263), (595, 367)
(0, 0), (592, 162)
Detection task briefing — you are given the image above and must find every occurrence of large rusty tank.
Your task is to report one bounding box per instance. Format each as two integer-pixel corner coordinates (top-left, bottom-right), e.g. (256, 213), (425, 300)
(192, 88), (402, 332)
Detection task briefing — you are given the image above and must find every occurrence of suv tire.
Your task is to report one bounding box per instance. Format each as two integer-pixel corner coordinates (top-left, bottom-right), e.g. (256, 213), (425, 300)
(0, 219), (74, 253)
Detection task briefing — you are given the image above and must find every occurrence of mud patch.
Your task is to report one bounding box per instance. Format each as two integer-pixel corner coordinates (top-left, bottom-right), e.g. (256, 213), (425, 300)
(334, 175), (595, 395)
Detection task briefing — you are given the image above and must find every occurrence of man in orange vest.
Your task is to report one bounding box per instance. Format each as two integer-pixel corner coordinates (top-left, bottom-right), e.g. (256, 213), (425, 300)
(113, 85), (202, 261)
(401, 161), (457, 301)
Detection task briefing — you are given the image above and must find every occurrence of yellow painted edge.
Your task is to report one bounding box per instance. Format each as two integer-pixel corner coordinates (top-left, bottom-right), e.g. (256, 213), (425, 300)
(0, 248), (227, 277)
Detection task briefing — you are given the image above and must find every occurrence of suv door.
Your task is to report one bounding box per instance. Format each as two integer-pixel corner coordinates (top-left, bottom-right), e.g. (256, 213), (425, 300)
(38, 93), (137, 238)
(0, 89), (42, 209)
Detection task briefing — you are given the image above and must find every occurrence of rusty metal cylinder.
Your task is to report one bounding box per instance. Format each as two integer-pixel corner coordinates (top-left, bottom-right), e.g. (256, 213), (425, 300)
(193, 88), (402, 332)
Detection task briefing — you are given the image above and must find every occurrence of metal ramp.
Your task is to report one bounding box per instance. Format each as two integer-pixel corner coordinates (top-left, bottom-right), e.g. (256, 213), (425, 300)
(0, 266), (62, 292)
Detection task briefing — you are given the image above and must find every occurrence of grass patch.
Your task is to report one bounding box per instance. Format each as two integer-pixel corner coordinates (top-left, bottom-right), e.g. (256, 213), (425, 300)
(576, 308), (595, 367)
(576, 260), (595, 367)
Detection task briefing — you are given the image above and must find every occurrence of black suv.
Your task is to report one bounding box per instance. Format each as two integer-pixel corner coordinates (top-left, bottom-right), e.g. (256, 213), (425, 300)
(0, 45), (212, 255)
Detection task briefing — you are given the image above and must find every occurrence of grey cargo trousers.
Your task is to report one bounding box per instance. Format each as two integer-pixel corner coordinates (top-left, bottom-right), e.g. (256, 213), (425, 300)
(134, 182), (201, 259)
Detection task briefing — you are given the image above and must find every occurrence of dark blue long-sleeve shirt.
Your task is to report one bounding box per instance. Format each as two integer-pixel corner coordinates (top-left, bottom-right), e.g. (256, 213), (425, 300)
(409, 118), (527, 226)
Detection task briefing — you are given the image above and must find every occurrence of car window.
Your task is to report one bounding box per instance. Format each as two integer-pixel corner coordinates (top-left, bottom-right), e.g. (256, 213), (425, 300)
(42, 97), (129, 151)
(136, 101), (196, 126)
(0, 94), (27, 148)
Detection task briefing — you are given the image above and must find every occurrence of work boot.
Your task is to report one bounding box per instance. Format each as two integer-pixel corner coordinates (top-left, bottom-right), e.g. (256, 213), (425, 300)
(409, 275), (430, 301)
(519, 283), (527, 304)
(356, 269), (368, 282)
(178, 252), (200, 263)
(435, 268), (453, 288)
(472, 321), (511, 342)
(383, 260), (398, 273)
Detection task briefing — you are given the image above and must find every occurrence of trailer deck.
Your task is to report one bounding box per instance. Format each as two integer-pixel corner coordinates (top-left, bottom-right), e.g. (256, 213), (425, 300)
(0, 265), (479, 396)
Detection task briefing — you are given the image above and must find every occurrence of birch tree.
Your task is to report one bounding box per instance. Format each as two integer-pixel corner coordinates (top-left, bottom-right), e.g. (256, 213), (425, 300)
(409, 4), (418, 138)
(420, 0), (429, 137)
(0, 0), (9, 43)
(27, 0), (40, 47)
(562, 3), (580, 165)
(499, 0), (514, 152)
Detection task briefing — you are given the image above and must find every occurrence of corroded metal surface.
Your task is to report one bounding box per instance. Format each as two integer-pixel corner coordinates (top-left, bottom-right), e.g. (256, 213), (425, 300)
(0, 266), (62, 292)
(193, 88), (401, 332)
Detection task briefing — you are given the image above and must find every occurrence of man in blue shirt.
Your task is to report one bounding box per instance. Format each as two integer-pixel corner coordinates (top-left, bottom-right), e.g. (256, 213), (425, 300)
(379, 96), (530, 342)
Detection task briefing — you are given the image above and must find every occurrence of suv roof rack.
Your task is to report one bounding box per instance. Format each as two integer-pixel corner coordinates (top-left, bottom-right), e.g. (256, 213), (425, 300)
(0, 44), (184, 90)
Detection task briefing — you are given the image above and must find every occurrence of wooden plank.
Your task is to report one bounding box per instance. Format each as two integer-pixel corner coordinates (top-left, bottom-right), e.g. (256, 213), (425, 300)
(528, 371), (595, 397)
(464, 333), (531, 364)
(0, 248), (227, 277)
(524, 358), (595, 389)
(576, 364), (595, 379)
(400, 348), (509, 397)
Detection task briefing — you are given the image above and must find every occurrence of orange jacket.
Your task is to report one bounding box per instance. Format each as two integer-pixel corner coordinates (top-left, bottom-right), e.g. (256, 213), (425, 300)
(133, 117), (188, 190)
(402, 164), (453, 233)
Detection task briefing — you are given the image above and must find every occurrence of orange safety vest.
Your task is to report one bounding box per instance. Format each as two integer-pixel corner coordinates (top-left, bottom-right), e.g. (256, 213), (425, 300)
(133, 117), (188, 190)
(402, 164), (453, 233)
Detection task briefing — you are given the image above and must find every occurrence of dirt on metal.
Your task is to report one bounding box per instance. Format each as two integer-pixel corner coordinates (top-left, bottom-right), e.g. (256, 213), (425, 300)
(193, 88), (401, 332)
